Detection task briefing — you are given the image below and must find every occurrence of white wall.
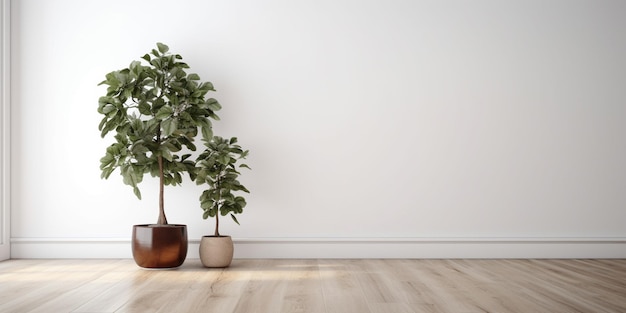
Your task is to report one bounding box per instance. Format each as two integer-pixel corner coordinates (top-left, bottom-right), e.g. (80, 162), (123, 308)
(9, 0), (626, 258)
(0, 0), (10, 261)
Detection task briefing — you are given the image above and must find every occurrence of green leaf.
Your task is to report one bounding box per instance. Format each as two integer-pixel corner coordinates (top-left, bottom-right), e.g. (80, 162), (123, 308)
(200, 81), (215, 91)
(188, 73), (200, 81)
(161, 118), (178, 137)
(156, 42), (169, 54)
(208, 112), (220, 121)
(99, 153), (114, 166)
(155, 106), (173, 120)
(137, 101), (151, 115)
(206, 98), (222, 111)
(129, 60), (142, 77)
(217, 154), (231, 165)
(101, 104), (116, 114)
(101, 167), (115, 180)
(230, 214), (240, 225)
(98, 116), (108, 131)
(160, 146), (173, 162)
(201, 126), (213, 142)
(234, 196), (247, 207)
(173, 172), (182, 184)
(133, 186), (142, 199)
(150, 57), (162, 68)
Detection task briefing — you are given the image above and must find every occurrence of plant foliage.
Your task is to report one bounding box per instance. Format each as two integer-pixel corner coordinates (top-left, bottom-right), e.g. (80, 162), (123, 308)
(97, 42), (221, 224)
(195, 136), (250, 236)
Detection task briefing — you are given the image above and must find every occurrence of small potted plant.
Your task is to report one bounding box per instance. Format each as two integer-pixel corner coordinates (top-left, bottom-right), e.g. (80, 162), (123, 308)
(194, 135), (250, 267)
(97, 43), (221, 268)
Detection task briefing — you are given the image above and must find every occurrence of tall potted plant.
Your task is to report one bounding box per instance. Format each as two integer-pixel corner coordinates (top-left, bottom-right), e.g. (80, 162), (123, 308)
(194, 136), (250, 267)
(97, 43), (221, 268)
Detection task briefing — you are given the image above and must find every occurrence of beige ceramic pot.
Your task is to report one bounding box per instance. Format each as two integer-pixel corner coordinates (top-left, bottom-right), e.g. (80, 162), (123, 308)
(199, 235), (234, 268)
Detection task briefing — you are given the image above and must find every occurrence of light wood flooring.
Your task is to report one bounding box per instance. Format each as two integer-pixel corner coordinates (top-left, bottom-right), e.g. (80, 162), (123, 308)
(0, 258), (625, 313)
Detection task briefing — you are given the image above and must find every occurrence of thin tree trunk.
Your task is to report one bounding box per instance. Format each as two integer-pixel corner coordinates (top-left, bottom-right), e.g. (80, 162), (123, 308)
(214, 176), (220, 236)
(214, 211), (219, 236)
(157, 155), (167, 225)
(156, 124), (167, 225)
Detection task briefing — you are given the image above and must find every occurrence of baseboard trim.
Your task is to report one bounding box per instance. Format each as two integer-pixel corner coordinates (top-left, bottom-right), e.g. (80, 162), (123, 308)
(10, 237), (626, 259)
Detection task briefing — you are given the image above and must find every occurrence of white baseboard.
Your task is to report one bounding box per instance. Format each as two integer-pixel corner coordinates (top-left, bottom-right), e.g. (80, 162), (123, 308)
(10, 237), (626, 259)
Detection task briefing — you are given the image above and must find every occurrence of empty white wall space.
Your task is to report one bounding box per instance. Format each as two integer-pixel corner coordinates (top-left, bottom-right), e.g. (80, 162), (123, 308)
(1, 0), (10, 261)
(9, 0), (626, 258)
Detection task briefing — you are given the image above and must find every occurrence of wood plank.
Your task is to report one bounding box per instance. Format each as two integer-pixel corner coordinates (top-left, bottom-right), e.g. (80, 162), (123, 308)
(160, 259), (257, 313)
(230, 259), (291, 313)
(0, 258), (624, 313)
(279, 259), (325, 313)
(0, 260), (127, 313)
(319, 260), (372, 313)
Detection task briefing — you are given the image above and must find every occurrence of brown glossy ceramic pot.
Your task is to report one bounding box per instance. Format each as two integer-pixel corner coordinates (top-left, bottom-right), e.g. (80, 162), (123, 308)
(132, 224), (188, 268)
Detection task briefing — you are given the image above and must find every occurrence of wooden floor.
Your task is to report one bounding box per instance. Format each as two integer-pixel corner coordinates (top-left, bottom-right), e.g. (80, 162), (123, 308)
(0, 259), (625, 313)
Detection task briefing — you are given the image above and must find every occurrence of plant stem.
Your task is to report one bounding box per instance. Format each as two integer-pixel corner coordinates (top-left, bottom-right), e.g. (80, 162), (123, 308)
(157, 154), (167, 225)
(214, 175), (220, 236)
(156, 124), (167, 225)
(214, 209), (220, 237)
